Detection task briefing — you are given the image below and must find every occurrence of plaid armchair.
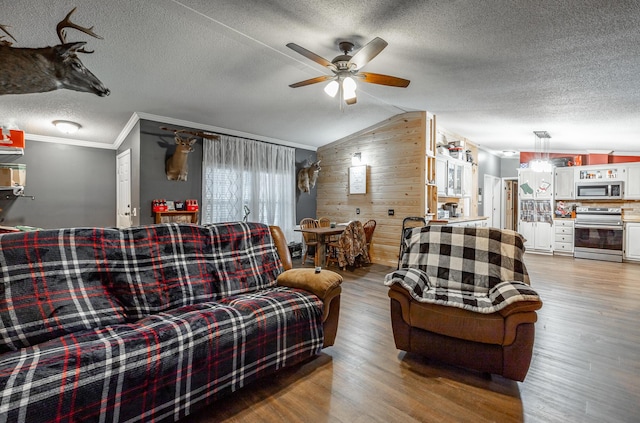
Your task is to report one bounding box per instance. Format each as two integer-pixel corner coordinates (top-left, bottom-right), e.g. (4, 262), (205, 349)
(385, 225), (542, 381)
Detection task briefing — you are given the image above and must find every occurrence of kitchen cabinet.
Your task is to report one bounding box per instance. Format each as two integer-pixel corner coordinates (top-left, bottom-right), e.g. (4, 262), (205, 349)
(624, 222), (640, 261)
(519, 199), (553, 253)
(623, 164), (640, 199)
(576, 165), (624, 182)
(553, 219), (574, 255)
(518, 169), (553, 200)
(436, 157), (447, 196)
(437, 156), (468, 198)
(462, 162), (473, 197)
(447, 218), (488, 228)
(554, 167), (575, 199)
(447, 161), (460, 196)
(519, 220), (553, 252)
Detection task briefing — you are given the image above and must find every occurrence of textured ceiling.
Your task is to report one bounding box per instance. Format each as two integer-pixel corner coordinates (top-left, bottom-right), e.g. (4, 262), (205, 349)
(1, 0), (640, 154)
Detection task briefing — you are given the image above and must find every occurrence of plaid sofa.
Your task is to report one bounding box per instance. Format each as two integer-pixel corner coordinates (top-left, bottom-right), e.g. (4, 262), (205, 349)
(384, 225), (542, 381)
(0, 222), (327, 422)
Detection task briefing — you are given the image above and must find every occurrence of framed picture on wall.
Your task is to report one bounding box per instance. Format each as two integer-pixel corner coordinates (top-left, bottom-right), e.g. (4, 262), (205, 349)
(349, 165), (367, 194)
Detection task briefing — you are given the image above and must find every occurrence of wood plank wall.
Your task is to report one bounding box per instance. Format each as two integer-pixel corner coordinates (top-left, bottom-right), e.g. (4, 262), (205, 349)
(316, 111), (428, 267)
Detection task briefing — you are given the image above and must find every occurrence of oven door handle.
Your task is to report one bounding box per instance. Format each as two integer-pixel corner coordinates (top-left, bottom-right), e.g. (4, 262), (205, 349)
(574, 224), (623, 230)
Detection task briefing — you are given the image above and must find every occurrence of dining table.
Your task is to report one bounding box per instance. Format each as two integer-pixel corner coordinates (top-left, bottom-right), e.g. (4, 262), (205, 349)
(295, 224), (346, 267)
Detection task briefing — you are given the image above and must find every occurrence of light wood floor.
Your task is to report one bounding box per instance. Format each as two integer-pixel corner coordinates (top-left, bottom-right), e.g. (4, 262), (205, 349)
(189, 254), (640, 423)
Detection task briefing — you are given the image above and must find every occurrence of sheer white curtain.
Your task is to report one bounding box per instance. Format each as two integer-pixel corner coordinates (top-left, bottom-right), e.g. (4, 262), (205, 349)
(202, 135), (296, 241)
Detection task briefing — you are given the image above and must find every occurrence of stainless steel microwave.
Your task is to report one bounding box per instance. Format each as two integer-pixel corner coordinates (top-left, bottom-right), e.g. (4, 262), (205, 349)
(575, 181), (623, 200)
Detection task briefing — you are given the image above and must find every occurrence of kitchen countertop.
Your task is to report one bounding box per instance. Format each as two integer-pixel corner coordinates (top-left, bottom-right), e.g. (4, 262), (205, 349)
(437, 216), (488, 224)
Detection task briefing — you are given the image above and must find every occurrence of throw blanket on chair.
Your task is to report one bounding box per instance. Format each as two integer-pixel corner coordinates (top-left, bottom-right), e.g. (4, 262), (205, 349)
(384, 225), (540, 314)
(336, 220), (370, 269)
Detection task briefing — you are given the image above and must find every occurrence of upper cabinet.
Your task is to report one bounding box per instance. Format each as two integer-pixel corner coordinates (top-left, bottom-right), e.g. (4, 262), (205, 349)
(623, 163), (640, 199)
(554, 167), (575, 199)
(518, 169), (553, 200)
(576, 165), (624, 181)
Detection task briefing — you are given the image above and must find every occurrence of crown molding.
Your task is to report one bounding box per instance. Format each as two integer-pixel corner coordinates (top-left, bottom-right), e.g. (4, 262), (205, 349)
(133, 112), (317, 151)
(24, 133), (116, 150)
(27, 112), (318, 152)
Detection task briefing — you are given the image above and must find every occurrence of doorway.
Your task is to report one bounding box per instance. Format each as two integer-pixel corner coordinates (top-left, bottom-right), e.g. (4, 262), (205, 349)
(502, 178), (518, 231)
(116, 149), (132, 228)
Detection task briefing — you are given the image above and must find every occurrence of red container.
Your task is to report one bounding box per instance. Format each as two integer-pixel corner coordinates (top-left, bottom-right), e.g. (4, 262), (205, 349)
(186, 199), (199, 211)
(0, 129), (25, 149)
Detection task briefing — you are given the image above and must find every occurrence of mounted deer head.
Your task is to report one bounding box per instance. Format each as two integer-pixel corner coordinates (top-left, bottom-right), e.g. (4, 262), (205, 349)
(297, 160), (321, 194)
(166, 131), (196, 181)
(0, 8), (110, 96)
(160, 127), (218, 181)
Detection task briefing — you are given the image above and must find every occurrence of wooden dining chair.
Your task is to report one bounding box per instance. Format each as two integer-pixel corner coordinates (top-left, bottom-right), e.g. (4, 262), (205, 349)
(363, 219), (377, 253)
(318, 217), (331, 227)
(300, 217), (319, 265)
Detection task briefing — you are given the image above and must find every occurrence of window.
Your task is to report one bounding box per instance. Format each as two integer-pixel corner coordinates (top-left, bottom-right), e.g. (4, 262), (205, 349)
(202, 136), (296, 241)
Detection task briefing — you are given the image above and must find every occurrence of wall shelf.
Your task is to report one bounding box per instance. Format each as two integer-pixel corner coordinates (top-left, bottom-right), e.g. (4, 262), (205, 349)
(1, 186), (35, 199)
(0, 147), (24, 156)
(154, 210), (199, 224)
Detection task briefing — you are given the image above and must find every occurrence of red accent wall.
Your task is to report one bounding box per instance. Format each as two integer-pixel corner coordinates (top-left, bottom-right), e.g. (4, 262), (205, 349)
(519, 152), (640, 165)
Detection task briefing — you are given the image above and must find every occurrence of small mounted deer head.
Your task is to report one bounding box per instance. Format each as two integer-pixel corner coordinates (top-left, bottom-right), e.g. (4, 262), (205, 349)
(161, 126), (219, 182)
(297, 160), (321, 193)
(166, 131), (196, 181)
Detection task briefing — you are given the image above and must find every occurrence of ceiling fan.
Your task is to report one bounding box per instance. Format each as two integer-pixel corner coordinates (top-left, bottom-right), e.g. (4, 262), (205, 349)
(286, 37), (410, 106)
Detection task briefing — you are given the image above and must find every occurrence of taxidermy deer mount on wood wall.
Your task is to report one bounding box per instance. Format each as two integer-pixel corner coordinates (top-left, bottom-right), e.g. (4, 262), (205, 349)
(297, 159), (321, 193)
(0, 8), (110, 96)
(161, 127), (219, 181)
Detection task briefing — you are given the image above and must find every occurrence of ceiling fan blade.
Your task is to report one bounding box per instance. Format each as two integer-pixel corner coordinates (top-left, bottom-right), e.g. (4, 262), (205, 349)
(289, 75), (333, 88)
(359, 72), (410, 88)
(348, 37), (388, 69)
(286, 43), (338, 71)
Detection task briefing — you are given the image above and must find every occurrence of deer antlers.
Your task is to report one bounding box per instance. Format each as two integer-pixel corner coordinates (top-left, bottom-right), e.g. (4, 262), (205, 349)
(161, 127), (220, 140)
(56, 7), (103, 54)
(0, 24), (17, 46)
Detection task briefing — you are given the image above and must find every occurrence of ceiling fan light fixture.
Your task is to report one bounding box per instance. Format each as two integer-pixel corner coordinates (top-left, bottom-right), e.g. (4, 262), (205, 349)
(324, 80), (339, 97)
(342, 76), (357, 99)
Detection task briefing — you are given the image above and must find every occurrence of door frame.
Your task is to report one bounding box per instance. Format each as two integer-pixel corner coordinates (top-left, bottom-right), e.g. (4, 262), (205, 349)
(501, 177), (518, 231)
(483, 174), (501, 228)
(116, 149), (132, 228)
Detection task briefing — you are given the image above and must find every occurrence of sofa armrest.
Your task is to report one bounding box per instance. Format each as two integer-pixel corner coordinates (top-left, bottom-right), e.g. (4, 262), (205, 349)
(277, 268), (342, 348)
(269, 225), (293, 270)
(277, 268), (343, 320)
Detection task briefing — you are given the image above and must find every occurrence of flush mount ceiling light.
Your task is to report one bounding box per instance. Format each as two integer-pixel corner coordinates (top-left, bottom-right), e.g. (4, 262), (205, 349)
(502, 150), (517, 157)
(52, 120), (81, 134)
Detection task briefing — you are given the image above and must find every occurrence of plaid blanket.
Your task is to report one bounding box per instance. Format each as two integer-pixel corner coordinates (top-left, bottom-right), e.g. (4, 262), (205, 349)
(384, 226), (540, 314)
(0, 222), (324, 422)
